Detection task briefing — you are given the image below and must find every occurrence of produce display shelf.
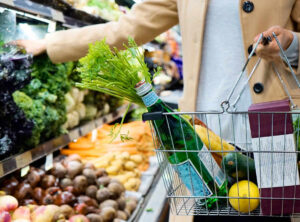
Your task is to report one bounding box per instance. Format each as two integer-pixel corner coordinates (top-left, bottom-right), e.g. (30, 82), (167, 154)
(0, 0), (107, 27)
(0, 104), (136, 179)
(133, 167), (168, 222)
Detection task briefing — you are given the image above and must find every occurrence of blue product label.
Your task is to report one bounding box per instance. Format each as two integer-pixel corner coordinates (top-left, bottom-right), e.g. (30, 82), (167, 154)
(142, 91), (159, 107)
(173, 160), (213, 197)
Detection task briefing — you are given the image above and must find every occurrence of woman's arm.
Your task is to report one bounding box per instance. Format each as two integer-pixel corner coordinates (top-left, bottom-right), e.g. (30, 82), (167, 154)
(16, 0), (178, 63)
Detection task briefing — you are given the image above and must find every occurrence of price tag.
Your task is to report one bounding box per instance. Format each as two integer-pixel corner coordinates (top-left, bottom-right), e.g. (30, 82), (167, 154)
(91, 129), (98, 142)
(1, 0), (14, 6)
(51, 9), (65, 23)
(21, 165), (30, 177)
(47, 21), (56, 33)
(45, 153), (53, 171)
(16, 152), (32, 169)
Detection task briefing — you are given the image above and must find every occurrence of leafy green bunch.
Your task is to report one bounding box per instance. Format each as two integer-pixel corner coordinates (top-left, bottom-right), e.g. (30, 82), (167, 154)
(76, 38), (161, 106)
(13, 55), (73, 147)
(77, 38), (161, 141)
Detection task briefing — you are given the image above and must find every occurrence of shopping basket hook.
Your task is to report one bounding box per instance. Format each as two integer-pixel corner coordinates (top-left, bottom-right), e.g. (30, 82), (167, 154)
(220, 100), (230, 112)
(272, 32), (300, 88)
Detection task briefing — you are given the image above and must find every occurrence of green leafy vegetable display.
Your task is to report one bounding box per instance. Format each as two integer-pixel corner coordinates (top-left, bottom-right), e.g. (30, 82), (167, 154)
(77, 38), (161, 106)
(13, 55), (72, 147)
(0, 45), (34, 159)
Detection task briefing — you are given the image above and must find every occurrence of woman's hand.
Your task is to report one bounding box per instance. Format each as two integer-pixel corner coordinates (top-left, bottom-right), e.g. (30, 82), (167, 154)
(254, 26), (294, 61)
(11, 39), (46, 56)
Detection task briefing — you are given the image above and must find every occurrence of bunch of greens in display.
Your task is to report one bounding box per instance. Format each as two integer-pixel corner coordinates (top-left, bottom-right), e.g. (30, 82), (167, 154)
(0, 45), (34, 159)
(13, 55), (73, 148)
(77, 38), (161, 139)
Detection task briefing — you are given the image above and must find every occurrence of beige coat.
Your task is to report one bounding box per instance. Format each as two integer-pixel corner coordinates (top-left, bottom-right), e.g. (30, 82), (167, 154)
(46, 0), (300, 111)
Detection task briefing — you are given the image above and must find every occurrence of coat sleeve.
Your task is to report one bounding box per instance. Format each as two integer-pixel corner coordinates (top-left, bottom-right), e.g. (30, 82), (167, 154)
(45, 0), (178, 63)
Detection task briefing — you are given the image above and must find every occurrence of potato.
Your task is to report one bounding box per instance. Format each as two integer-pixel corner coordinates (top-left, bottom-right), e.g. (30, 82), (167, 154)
(125, 200), (137, 214)
(112, 175), (127, 184)
(121, 152), (130, 160)
(82, 169), (97, 185)
(123, 171), (135, 179)
(124, 209), (130, 218)
(126, 196), (138, 203)
(111, 160), (123, 167)
(83, 162), (96, 170)
(108, 183), (125, 198)
(124, 178), (140, 191)
(100, 207), (116, 222)
(86, 185), (98, 199)
(97, 177), (111, 187)
(73, 175), (88, 194)
(96, 188), (112, 203)
(124, 161), (136, 171)
(109, 179), (124, 187)
(95, 168), (107, 177)
(87, 213), (103, 222)
(129, 178), (141, 189)
(116, 196), (126, 211)
(41, 175), (56, 189)
(51, 163), (67, 179)
(60, 204), (75, 219)
(106, 166), (120, 175)
(116, 210), (127, 220)
(60, 178), (73, 189)
(100, 200), (118, 211)
(67, 161), (83, 178)
(65, 154), (82, 164)
(133, 169), (141, 178)
(94, 160), (109, 169)
(130, 155), (143, 164)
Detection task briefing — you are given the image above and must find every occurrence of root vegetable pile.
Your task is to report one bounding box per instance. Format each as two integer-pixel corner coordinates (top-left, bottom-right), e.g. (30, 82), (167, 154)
(0, 154), (138, 221)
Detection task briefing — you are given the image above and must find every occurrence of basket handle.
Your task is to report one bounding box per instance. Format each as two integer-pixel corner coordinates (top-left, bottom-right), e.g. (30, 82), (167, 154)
(221, 32), (299, 112)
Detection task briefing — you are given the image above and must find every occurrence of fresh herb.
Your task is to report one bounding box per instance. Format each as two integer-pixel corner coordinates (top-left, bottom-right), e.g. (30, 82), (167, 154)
(77, 38), (161, 141)
(120, 131), (133, 142)
(77, 37), (161, 106)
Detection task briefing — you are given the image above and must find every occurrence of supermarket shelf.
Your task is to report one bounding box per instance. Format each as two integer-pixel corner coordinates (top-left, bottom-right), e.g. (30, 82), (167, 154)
(0, 0), (108, 27)
(0, 104), (136, 178)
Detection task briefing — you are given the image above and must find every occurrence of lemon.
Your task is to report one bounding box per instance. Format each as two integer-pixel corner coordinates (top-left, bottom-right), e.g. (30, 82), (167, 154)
(229, 180), (260, 213)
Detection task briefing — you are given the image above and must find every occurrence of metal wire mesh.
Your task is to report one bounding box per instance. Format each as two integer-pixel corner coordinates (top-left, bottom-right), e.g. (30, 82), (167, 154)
(148, 110), (300, 217)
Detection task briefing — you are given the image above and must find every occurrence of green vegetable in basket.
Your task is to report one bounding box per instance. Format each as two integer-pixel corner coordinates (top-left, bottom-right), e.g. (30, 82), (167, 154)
(221, 152), (257, 183)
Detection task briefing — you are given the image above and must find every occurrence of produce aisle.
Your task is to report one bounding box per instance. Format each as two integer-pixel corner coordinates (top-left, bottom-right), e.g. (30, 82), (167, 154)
(2, 1), (299, 222)
(0, 1), (170, 221)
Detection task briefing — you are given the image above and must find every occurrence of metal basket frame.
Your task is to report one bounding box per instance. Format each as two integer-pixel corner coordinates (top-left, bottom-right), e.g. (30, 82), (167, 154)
(144, 33), (300, 217)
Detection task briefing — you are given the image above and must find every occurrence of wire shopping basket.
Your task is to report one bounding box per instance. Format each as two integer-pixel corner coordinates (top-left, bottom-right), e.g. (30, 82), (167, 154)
(143, 33), (300, 217)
